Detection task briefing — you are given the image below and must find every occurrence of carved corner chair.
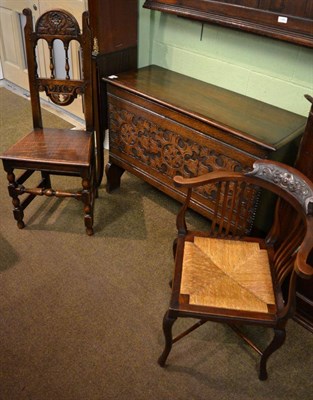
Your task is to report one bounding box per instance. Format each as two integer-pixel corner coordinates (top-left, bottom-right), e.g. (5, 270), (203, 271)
(0, 9), (98, 235)
(158, 160), (313, 380)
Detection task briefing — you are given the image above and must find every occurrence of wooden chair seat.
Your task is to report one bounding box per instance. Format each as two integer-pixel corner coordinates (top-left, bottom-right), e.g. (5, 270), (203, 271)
(180, 237), (276, 315)
(2, 129), (93, 168)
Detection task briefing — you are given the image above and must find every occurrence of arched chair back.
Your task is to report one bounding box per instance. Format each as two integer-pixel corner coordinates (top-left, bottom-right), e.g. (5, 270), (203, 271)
(24, 8), (93, 131)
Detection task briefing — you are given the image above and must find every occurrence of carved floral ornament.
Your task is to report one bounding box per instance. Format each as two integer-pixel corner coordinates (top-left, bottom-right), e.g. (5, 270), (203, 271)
(36, 10), (80, 36)
(248, 162), (313, 214)
(108, 104), (259, 232)
(108, 104), (244, 181)
(38, 83), (83, 106)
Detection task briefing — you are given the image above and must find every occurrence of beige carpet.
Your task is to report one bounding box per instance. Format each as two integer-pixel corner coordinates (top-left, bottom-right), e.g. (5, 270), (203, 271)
(0, 87), (312, 400)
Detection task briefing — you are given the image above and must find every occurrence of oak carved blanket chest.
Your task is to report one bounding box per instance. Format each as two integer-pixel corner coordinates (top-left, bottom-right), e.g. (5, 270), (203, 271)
(103, 65), (306, 231)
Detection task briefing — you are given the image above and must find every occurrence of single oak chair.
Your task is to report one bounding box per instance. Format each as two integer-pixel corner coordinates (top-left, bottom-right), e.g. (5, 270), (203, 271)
(0, 9), (97, 235)
(158, 160), (313, 380)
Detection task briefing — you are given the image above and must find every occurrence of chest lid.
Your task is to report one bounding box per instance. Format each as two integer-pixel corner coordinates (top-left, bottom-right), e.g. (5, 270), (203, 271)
(103, 65), (306, 150)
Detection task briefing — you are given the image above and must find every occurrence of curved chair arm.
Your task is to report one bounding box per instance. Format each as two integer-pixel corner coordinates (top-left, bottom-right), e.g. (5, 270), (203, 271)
(173, 171), (242, 189)
(295, 217), (313, 279)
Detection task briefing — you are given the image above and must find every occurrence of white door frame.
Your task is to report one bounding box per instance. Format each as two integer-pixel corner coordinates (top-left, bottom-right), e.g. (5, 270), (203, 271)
(0, 0), (88, 118)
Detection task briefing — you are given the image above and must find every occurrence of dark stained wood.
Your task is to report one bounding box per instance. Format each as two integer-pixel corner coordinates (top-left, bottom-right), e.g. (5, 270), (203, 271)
(103, 65), (306, 231)
(293, 95), (313, 332)
(143, 0), (313, 48)
(88, 0), (137, 54)
(0, 9), (97, 235)
(87, 0), (138, 185)
(104, 66), (305, 149)
(157, 160), (313, 380)
(259, 0), (313, 18)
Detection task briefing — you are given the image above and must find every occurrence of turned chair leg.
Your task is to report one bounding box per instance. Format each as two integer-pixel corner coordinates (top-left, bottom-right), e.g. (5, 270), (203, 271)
(7, 170), (25, 229)
(259, 327), (286, 380)
(82, 177), (94, 236)
(158, 311), (177, 367)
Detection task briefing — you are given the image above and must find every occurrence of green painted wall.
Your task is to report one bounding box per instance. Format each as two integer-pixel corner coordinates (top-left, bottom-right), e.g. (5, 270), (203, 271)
(138, 1), (313, 117)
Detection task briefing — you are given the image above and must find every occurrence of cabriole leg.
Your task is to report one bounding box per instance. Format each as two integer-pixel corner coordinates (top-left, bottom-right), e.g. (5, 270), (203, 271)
(259, 327), (286, 380)
(158, 311), (177, 367)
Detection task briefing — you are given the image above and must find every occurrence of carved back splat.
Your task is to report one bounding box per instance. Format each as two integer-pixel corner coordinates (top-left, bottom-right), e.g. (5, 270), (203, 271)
(23, 8), (93, 130)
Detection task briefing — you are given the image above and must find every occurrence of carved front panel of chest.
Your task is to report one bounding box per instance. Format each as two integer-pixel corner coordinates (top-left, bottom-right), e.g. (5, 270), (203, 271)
(108, 103), (247, 177)
(108, 99), (261, 232)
